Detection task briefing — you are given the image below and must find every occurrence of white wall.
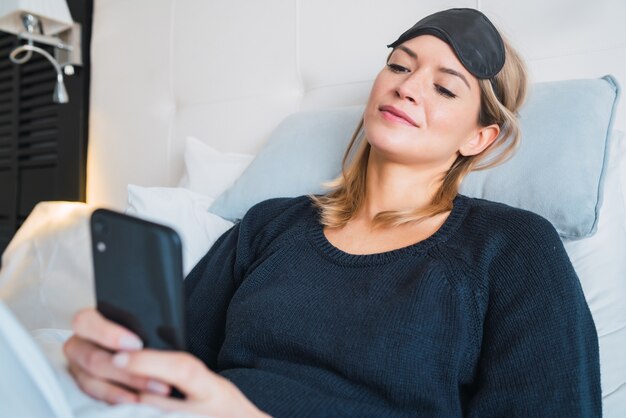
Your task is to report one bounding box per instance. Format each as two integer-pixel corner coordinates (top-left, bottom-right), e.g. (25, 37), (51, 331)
(483, 0), (625, 127)
(87, 0), (626, 208)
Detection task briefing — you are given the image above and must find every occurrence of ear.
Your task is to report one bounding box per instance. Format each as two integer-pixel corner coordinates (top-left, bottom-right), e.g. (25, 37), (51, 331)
(459, 124), (500, 157)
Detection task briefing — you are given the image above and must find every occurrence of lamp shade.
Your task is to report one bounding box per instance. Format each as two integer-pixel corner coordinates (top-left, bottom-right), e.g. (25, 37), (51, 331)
(0, 0), (73, 36)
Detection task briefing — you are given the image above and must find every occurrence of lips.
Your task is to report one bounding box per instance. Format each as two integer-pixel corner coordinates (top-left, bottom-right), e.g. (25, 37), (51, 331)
(379, 105), (417, 127)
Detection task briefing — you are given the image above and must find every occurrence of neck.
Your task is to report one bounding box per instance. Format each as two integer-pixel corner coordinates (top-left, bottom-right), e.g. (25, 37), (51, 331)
(357, 148), (449, 224)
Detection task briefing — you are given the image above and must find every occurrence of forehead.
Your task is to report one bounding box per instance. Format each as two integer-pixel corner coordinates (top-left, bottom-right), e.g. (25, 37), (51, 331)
(394, 35), (473, 77)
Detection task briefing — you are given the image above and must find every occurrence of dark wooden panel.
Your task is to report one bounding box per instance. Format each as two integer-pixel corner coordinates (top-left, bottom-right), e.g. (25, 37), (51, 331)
(0, 31), (17, 260)
(0, 223), (12, 256)
(18, 165), (57, 217)
(0, 169), (13, 215)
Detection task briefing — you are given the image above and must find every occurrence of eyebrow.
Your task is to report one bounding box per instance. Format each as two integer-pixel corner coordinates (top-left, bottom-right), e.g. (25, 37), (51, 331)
(396, 45), (417, 59)
(438, 67), (471, 90)
(395, 45), (471, 90)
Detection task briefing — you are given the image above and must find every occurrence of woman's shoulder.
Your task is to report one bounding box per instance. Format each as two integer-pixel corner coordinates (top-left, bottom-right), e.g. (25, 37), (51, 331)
(237, 195), (315, 247)
(460, 194), (557, 235)
(453, 195), (577, 296)
(243, 195), (314, 223)
(453, 194), (563, 253)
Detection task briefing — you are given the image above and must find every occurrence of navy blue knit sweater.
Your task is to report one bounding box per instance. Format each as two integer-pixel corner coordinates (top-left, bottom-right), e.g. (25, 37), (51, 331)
(184, 194), (601, 417)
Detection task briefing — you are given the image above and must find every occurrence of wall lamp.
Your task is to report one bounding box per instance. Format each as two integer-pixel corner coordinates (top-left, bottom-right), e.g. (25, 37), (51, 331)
(0, 0), (82, 104)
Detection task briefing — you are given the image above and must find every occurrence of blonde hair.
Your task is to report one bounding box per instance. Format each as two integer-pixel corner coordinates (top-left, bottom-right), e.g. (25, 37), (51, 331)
(310, 35), (528, 229)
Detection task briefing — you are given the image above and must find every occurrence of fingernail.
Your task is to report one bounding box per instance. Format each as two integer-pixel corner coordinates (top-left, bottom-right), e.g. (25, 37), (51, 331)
(119, 335), (143, 350)
(112, 352), (129, 368)
(147, 379), (170, 395)
(114, 394), (135, 404)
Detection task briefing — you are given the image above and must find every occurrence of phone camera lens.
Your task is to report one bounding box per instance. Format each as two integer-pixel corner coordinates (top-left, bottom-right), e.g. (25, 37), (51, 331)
(93, 221), (107, 234)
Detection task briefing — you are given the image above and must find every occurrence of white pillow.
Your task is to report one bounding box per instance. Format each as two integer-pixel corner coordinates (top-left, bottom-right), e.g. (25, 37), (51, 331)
(0, 202), (95, 331)
(563, 130), (626, 400)
(177, 136), (255, 199)
(126, 185), (234, 276)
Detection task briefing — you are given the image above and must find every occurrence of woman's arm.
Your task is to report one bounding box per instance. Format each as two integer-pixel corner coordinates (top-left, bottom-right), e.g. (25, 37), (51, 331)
(464, 217), (602, 417)
(64, 308), (269, 417)
(185, 222), (244, 368)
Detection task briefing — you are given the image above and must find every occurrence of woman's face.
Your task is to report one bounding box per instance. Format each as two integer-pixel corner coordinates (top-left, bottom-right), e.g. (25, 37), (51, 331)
(364, 35), (485, 169)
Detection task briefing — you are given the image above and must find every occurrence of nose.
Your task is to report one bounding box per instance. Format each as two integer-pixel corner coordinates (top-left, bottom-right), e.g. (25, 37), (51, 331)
(395, 72), (424, 104)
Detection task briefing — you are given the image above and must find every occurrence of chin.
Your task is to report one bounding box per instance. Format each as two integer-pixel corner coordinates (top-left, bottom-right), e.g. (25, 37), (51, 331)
(367, 135), (416, 163)
(366, 123), (415, 149)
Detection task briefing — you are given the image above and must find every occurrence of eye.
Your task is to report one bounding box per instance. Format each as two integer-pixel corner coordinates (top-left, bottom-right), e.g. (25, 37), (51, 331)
(387, 63), (409, 73)
(435, 84), (457, 99)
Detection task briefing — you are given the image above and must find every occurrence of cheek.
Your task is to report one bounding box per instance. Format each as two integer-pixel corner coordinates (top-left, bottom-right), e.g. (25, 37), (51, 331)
(364, 86), (382, 127)
(427, 106), (459, 135)
(365, 77), (383, 109)
(366, 69), (394, 104)
(428, 100), (479, 138)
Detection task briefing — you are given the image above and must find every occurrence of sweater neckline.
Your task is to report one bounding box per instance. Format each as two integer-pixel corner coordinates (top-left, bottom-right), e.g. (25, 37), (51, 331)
(307, 194), (469, 266)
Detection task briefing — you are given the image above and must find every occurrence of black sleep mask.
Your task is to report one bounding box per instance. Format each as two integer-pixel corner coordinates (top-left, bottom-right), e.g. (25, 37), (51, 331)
(387, 8), (505, 79)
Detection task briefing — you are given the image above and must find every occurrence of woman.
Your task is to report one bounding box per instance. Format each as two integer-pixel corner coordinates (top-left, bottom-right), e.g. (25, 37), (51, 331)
(64, 8), (601, 417)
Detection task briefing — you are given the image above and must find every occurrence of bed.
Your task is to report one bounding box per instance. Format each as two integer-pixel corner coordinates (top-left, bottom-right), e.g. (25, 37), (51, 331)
(0, 0), (625, 417)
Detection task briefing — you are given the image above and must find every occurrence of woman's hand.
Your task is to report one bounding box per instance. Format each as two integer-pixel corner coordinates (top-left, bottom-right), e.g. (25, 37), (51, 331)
(110, 349), (270, 417)
(63, 308), (155, 404)
(64, 308), (270, 417)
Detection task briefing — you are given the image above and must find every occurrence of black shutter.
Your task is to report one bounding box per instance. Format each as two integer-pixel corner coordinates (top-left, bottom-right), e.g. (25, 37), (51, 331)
(0, 32), (19, 254)
(0, 0), (92, 258)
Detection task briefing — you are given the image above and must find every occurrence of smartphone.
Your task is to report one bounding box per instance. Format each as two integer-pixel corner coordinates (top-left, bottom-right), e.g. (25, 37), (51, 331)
(90, 209), (186, 351)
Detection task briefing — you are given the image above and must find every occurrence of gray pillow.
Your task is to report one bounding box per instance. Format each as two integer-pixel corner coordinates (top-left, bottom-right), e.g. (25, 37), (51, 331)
(209, 76), (621, 238)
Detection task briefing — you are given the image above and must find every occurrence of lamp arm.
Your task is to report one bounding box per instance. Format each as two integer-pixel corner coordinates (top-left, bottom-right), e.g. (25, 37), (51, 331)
(10, 44), (63, 76)
(17, 32), (73, 51)
(9, 44), (69, 103)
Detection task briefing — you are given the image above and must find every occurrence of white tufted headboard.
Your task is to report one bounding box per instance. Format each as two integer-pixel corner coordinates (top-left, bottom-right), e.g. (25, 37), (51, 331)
(86, 0), (626, 209)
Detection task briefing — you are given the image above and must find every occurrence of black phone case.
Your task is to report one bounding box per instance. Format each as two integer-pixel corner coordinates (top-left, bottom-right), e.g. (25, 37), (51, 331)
(91, 209), (186, 351)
